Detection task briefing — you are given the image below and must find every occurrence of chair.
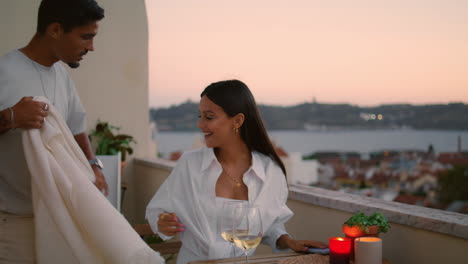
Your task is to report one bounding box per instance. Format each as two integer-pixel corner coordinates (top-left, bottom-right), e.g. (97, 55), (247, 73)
(133, 223), (182, 255)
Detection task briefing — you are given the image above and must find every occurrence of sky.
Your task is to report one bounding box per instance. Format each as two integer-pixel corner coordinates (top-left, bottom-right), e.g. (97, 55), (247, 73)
(145, 0), (468, 108)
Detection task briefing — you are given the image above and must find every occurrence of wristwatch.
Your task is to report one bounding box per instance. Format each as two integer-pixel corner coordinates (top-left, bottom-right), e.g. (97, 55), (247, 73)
(88, 158), (104, 170)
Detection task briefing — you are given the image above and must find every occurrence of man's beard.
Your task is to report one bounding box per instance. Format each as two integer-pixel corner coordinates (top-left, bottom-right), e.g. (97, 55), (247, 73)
(67, 62), (80, 68)
(67, 50), (87, 69)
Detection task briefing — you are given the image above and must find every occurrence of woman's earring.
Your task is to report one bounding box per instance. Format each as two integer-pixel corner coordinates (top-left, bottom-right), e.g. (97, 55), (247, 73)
(234, 127), (239, 133)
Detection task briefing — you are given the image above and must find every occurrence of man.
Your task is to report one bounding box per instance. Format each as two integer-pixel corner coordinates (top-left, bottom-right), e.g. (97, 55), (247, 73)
(0, 0), (108, 262)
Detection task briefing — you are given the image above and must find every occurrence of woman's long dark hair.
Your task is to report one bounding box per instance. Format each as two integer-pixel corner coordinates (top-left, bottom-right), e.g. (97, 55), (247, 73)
(201, 80), (286, 176)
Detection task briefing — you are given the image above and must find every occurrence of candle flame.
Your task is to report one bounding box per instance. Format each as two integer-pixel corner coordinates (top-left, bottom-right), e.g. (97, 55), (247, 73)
(356, 237), (382, 242)
(329, 237), (352, 254)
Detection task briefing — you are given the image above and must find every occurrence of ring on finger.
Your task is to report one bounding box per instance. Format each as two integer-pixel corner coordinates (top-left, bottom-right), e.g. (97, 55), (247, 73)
(43, 103), (49, 111)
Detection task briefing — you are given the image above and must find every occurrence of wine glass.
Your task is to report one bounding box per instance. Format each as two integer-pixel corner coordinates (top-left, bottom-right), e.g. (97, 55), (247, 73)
(219, 201), (249, 252)
(232, 206), (263, 263)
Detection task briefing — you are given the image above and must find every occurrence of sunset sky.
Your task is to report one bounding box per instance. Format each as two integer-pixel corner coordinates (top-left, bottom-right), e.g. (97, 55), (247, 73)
(145, 0), (468, 108)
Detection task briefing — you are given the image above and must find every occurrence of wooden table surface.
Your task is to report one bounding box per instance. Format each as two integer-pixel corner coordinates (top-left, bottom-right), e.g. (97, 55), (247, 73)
(188, 253), (390, 264)
(188, 252), (302, 264)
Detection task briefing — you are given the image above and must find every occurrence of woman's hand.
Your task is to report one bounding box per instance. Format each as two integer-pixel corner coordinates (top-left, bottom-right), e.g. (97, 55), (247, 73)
(277, 234), (328, 252)
(287, 239), (328, 252)
(157, 212), (185, 236)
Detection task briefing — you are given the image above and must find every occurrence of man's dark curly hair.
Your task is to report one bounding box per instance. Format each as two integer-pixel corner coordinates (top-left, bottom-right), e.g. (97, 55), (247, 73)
(37, 0), (104, 34)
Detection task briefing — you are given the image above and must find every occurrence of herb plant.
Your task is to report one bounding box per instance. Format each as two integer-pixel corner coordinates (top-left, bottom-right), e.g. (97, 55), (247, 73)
(344, 212), (391, 233)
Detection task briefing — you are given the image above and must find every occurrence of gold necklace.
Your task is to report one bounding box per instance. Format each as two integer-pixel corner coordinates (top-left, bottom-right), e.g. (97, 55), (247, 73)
(222, 167), (242, 188)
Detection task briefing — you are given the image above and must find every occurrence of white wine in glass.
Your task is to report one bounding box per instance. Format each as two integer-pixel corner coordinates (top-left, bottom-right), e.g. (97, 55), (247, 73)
(221, 229), (248, 243)
(232, 206), (263, 263)
(221, 230), (235, 243)
(232, 234), (262, 251)
(219, 200), (248, 244)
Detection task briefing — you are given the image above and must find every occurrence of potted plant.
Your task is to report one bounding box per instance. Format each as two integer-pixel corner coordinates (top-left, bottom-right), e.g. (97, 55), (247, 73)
(342, 212), (391, 238)
(90, 121), (136, 166)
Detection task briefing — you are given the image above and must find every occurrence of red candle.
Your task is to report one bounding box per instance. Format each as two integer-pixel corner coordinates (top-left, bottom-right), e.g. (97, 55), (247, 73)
(329, 237), (352, 264)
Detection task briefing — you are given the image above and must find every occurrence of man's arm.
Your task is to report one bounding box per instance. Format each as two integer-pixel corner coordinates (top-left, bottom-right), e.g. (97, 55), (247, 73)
(74, 132), (109, 196)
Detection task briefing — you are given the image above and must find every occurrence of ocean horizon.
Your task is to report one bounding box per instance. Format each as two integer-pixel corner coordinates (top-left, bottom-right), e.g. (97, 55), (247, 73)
(154, 129), (468, 157)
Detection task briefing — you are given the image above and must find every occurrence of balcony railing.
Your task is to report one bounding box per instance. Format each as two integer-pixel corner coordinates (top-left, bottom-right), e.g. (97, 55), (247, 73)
(134, 157), (468, 264)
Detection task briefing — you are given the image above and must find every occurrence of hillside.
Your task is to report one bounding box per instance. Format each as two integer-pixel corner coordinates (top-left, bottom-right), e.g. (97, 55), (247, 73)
(149, 101), (468, 131)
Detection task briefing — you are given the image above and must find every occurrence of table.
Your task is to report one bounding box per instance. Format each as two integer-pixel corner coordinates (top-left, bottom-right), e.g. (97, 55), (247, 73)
(188, 252), (302, 264)
(188, 253), (391, 264)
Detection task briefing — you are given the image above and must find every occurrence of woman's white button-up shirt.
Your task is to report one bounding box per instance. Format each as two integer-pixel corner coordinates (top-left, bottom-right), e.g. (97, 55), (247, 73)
(146, 147), (293, 264)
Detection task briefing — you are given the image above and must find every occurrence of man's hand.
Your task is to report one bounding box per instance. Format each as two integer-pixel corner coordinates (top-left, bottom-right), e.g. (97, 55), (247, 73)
(74, 133), (109, 196)
(92, 165), (109, 196)
(12, 97), (49, 129)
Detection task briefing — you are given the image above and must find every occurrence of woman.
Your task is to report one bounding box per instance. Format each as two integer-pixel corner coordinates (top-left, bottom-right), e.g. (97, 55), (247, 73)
(146, 80), (326, 264)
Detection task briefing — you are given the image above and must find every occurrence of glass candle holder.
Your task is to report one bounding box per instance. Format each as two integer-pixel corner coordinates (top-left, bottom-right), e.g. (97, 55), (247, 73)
(354, 237), (382, 264)
(329, 237), (352, 264)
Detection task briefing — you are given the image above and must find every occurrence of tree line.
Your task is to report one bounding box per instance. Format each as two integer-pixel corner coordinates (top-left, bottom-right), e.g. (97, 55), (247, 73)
(149, 101), (468, 131)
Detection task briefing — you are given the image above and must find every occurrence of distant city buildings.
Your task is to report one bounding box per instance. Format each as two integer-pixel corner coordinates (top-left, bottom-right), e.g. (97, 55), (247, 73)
(282, 148), (468, 214)
(163, 134), (468, 214)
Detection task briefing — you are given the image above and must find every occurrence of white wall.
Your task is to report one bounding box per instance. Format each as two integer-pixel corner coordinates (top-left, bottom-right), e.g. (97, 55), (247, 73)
(0, 2), (38, 52)
(0, 0), (152, 222)
(71, 0), (152, 159)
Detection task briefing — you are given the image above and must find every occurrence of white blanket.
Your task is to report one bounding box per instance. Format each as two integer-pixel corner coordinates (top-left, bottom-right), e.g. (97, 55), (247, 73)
(22, 96), (164, 264)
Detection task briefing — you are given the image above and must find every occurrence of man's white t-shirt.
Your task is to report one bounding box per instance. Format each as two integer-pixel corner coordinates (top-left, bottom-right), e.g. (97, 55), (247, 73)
(0, 49), (87, 215)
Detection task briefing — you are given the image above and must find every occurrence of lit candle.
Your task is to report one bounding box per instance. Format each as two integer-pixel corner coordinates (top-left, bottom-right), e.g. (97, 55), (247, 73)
(329, 237), (352, 264)
(354, 237), (382, 264)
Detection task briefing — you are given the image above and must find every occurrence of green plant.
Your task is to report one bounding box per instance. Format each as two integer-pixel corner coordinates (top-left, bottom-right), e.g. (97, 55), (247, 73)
(344, 212), (391, 233)
(90, 121), (136, 162)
